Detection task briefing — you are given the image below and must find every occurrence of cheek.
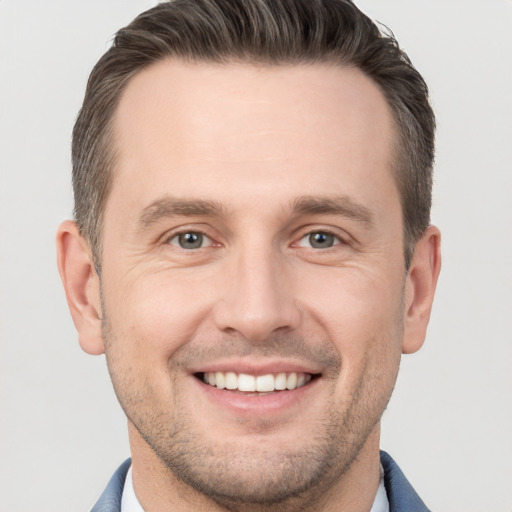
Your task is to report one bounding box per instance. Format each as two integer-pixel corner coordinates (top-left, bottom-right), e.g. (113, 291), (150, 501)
(301, 267), (405, 363)
(102, 268), (217, 365)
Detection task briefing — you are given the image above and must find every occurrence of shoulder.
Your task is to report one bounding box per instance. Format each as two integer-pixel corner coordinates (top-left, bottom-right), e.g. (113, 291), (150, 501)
(380, 451), (430, 512)
(90, 459), (131, 512)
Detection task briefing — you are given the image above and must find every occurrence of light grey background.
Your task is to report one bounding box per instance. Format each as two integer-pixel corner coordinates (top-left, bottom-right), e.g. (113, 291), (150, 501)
(1, 1), (511, 511)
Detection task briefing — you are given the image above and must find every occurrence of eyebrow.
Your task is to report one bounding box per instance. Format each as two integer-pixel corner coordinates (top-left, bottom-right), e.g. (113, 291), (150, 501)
(137, 193), (374, 230)
(138, 196), (228, 229)
(290, 195), (374, 226)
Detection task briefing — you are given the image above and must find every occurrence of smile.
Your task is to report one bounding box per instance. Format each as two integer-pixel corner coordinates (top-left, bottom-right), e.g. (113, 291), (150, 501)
(200, 371), (313, 392)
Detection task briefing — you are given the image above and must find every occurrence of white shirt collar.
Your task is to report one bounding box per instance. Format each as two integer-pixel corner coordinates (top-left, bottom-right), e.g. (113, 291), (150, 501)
(121, 463), (389, 512)
(121, 466), (145, 512)
(370, 465), (390, 512)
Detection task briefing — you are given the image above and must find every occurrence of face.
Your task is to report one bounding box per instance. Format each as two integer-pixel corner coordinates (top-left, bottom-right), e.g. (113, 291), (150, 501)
(100, 61), (407, 505)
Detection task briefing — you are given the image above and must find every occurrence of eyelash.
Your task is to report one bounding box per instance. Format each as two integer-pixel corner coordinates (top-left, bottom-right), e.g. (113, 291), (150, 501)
(294, 230), (345, 250)
(166, 230), (216, 250)
(164, 227), (347, 251)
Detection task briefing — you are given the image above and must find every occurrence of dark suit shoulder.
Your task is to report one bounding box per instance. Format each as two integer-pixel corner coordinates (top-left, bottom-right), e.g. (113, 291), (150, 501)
(91, 458), (131, 512)
(380, 451), (430, 512)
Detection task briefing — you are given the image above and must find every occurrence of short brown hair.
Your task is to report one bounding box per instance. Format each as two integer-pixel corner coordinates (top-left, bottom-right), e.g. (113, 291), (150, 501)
(73, 0), (435, 269)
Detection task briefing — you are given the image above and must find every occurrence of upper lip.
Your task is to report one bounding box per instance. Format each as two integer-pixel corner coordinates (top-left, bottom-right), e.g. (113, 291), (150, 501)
(188, 358), (324, 376)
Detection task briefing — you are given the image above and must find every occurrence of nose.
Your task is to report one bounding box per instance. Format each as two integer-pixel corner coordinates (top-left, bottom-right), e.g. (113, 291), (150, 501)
(212, 244), (301, 342)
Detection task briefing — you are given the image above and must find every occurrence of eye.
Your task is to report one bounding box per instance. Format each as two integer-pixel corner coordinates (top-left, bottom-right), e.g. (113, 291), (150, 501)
(168, 231), (211, 250)
(296, 231), (340, 249)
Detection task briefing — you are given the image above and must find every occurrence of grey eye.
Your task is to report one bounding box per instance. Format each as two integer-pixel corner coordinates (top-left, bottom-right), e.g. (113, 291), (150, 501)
(172, 232), (205, 249)
(308, 232), (336, 248)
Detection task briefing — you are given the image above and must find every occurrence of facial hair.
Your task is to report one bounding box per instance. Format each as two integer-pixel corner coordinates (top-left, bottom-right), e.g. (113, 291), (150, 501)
(102, 313), (402, 512)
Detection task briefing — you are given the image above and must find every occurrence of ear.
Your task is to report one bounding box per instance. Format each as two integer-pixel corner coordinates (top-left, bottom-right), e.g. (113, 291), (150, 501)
(402, 225), (442, 354)
(56, 220), (104, 355)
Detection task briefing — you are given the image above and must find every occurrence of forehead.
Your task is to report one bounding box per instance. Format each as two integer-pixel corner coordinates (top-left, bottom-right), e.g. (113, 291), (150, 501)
(109, 60), (397, 215)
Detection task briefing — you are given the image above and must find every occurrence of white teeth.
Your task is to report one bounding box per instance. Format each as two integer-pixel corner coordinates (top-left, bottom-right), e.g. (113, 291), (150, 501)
(286, 372), (297, 390)
(238, 374), (256, 392)
(275, 372), (287, 390)
(215, 371), (226, 390)
(202, 371), (313, 392)
(225, 372), (238, 390)
(256, 374), (275, 392)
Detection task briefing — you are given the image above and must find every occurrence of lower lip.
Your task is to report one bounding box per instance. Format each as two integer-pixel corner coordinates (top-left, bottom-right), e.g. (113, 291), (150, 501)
(191, 375), (319, 415)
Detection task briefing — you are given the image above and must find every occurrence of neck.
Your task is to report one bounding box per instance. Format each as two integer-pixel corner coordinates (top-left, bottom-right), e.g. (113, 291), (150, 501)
(128, 422), (382, 512)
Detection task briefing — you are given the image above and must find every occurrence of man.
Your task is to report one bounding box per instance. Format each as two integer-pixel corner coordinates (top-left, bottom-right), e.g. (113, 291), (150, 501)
(57, 0), (441, 510)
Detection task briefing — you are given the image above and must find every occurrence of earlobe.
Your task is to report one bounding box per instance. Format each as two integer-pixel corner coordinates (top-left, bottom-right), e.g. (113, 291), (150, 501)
(402, 225), (442, 354)
(56, 220), (105, 355)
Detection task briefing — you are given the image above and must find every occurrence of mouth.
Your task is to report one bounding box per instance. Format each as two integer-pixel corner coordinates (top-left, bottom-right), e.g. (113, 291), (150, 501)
(195, 371), (318, 394)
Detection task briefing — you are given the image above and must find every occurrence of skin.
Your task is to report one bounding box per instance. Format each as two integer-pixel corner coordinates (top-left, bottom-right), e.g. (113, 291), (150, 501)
(57, 61), (441, 512)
